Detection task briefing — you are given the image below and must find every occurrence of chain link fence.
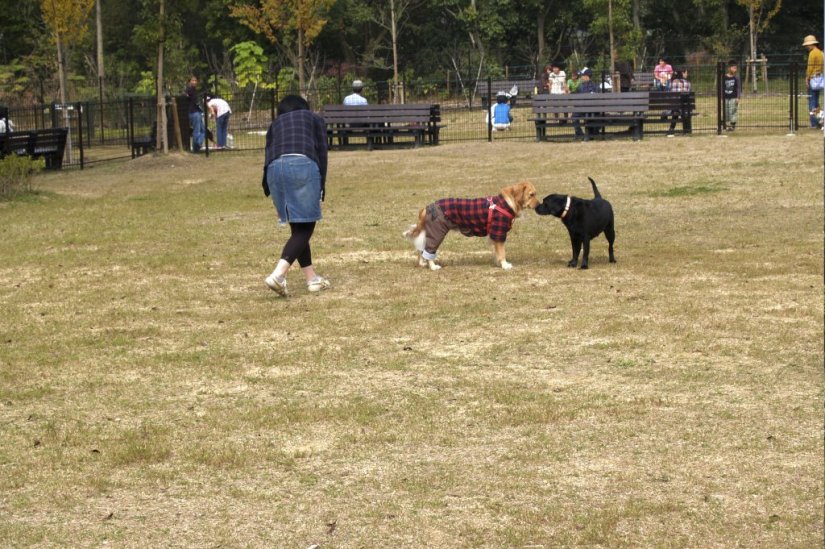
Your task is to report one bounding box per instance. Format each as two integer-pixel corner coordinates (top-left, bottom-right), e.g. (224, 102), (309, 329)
(0, 63), (812, 170)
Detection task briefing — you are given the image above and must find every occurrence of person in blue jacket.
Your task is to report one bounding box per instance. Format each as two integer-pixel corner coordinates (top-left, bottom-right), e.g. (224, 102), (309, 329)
(486, 91), (513, 131)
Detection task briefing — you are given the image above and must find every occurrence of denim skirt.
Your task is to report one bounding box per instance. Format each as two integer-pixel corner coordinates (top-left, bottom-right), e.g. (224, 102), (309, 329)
(266, 155), (322, 223)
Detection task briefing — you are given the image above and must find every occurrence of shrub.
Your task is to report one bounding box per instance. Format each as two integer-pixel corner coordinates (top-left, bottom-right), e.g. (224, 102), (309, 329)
(0, 154), (43, 200)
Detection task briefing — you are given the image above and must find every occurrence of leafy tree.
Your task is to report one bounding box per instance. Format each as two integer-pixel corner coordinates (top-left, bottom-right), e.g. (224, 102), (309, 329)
(736, 0), (781, 90)
(229, 0), (337, 94)
(232, 41), (269, 118)
(583, 0), (641, 71)
(40, 0), (96, 104)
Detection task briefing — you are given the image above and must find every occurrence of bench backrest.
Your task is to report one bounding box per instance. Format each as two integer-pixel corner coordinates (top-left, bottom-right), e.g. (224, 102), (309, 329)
(1, 128), (68, 151)
(633, 72), (655, 89)
(1, 132), (34, 155)
(321, 104), (434, 125)
(532, 92), (649, 115)
(477, 79), (539, 97)
(32, 127), (68, 146)
(648, 91), (696, 111)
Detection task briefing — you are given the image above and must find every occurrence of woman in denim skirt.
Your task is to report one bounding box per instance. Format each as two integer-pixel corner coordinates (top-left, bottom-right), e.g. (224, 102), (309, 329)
(262, 95), (331, 296)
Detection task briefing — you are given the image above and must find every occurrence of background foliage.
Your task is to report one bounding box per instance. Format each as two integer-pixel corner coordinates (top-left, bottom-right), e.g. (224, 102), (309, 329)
(0, 0), (819, 104)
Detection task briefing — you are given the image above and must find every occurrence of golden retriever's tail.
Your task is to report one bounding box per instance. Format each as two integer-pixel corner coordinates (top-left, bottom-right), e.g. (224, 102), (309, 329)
(403, 208), (427, 251)
(403, 225), (427, 251)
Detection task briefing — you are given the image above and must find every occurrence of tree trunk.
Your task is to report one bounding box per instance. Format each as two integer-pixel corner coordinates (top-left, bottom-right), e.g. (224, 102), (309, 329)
(96, 0), (104, 141)
(298, 28), (305, 97)
(56, 34), (73, 162)
(537, 8), (545, 69)
(608, 0), (616, 82)
(391, 0), (400, 104)
(157, 0), (167, 153)
(749, 5), (758, 93)
(96, 0), (104, 88)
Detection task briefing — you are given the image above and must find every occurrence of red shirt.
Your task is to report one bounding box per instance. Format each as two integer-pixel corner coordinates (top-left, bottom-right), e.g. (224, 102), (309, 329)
(437, 195), (515, 242)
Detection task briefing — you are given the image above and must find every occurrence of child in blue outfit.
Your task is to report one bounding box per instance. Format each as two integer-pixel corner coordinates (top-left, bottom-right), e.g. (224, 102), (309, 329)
(486, 92), (513, 131)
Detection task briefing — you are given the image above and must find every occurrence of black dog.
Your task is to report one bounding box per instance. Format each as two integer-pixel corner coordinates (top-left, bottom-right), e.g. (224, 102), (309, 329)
(535, 177), (616, 269)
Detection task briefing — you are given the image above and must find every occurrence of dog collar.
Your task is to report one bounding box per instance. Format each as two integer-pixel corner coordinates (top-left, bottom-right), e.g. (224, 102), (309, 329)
(560, 196), (571, 219)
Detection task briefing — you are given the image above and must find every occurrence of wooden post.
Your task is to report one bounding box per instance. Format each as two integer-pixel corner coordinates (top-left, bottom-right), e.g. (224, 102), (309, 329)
(171, 96), (183, 151)
(760, 55), (769, 94)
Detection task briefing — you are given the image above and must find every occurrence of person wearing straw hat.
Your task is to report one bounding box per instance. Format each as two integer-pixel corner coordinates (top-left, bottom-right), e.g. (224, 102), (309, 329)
(803, 35), (824, 128)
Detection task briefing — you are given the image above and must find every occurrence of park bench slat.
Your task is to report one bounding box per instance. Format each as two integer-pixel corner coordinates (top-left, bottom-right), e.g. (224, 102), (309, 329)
(645, 91), (697, 134)
(530, 92), (649, 142)
(321, 103), (442, 150)
(0, 128), (68, 169)
(633, 72), (655, 90)
(476, 79), (540, 107)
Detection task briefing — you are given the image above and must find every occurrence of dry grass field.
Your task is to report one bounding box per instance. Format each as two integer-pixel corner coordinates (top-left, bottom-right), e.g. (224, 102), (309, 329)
(1, 132), (823, 547)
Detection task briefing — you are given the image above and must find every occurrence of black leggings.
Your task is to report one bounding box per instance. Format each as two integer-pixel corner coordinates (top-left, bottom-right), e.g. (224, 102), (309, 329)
(281, 222), (315, 268)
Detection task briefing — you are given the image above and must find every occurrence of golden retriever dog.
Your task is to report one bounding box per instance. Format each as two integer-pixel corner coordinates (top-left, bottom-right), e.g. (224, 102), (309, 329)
(403, 181), (539, 270)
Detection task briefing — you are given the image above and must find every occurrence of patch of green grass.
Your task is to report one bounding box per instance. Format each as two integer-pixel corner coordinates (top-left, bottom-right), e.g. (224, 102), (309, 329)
(650, 184), (727, 197)
(107, 424), (173, 467)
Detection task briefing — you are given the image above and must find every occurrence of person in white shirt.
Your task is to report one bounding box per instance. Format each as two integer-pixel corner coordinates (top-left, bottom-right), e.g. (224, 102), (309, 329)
(547, 62), (568, 123)
(343, 80), (368, 105)
(206, 95), (232, 149)
(547, 63), (567, 95)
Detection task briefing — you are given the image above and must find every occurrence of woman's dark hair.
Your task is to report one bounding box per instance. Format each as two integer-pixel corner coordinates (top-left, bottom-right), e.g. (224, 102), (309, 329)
(673, 70), (683, 80)
(277, 95), (310, 115)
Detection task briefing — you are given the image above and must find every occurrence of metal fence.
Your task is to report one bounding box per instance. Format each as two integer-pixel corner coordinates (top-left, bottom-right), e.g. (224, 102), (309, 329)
(0, 62), (811, 170)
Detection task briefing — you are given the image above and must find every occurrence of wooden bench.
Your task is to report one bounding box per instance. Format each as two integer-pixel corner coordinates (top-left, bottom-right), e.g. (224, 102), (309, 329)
(633, 72), (655, 90)
(645, 91), (697, 135)
(531, 92), (649, 141)
(0, 128), (68, 169)
(477, 79), (540, 107)
(130, 122), (157, 158)
(426, 104), (444, 145)
(131, 136), (154, 157)
(321, 104), (440, 150)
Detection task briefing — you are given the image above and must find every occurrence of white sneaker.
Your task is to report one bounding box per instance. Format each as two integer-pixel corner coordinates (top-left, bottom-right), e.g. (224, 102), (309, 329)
(307, 276), (331, 293)
(265, 273), (288, 296)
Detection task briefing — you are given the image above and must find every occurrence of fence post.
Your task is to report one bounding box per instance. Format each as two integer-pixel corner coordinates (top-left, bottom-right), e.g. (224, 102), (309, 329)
(85, 101), (93, 144)
(128, 97), (135, 159)
(792, 62), (800, 132)
(99, 79), (105, 145)
(716, 61), (724, 135)
(487, 75), (492, 142)
(203, 92), (209, 157)
(77, 102), (84, 169)
(789, 62), (796, 134)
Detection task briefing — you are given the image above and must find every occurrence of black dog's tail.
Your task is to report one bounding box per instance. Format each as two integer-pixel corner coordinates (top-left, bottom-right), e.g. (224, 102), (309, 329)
(587, 176), (602, 199)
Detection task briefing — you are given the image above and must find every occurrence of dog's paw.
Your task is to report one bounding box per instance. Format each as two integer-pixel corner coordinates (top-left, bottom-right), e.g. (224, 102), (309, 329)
(418, 256), (429, 268)
(428, 262), (442, 271)
(500, 260), (513, 270)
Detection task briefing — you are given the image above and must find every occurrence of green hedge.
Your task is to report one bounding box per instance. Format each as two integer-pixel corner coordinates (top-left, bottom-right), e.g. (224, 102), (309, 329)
(0, 154), (43, 200)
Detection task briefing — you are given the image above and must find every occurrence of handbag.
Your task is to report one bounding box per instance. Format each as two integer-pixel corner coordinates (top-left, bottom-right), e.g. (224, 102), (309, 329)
(810, 73), (825, 91)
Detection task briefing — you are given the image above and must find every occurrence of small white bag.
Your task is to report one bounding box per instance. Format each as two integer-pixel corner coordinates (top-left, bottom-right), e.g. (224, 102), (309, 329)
(810, 74), (825, 91)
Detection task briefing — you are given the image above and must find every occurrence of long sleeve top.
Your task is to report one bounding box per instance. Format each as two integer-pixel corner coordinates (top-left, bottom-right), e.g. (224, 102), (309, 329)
(807, 48), (824, 79)
(262, 109), (328, 198)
